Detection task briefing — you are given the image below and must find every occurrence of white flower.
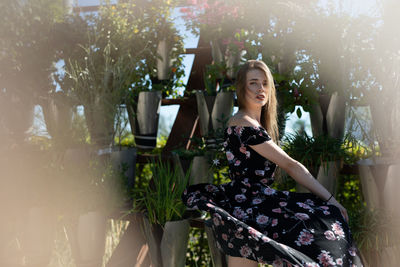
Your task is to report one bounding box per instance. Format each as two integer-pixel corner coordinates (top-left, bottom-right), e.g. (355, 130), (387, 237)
(212, 159), (220, 166)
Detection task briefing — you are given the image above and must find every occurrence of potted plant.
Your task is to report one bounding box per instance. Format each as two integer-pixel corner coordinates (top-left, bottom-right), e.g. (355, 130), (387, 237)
(132, 158), (191, 267)
(283, 132), (351, 195)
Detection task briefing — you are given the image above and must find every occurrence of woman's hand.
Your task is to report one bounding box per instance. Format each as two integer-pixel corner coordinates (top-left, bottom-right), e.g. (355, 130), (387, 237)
(328, 198), (348, 222)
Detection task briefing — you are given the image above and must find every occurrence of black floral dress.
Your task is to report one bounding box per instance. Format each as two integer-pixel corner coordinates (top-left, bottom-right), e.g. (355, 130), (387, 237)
(182, 126), (363, 267)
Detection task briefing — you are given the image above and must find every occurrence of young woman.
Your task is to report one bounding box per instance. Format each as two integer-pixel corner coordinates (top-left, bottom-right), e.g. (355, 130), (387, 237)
(182, 60), (363, 266)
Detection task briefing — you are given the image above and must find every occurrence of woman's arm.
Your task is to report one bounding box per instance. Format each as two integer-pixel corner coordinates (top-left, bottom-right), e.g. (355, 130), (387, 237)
(249, 140), (348, 221)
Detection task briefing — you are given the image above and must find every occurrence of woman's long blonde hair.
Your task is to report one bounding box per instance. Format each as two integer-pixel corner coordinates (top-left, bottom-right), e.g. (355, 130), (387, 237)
(235, 60), (279, 143)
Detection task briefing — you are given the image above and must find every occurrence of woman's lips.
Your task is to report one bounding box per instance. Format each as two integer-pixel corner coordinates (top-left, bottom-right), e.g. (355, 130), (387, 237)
(256, 95), (265, 100)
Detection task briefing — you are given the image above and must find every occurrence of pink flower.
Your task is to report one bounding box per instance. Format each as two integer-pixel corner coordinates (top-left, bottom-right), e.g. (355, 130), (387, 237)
(205, 184), (218, 192)
(227, 127), (232, 135)
(295, 213), (310, 220)
(239, 245), (252, 257)
(255, 170), (265, 176)
(324, 230), (336, 241)
(221, 233), (228, 241)
(234, 160), (241, 166)
(279, 202), (288, 207)
(323, 210), (330, 215)
(332, 221), (345, 239)
(295, 229), (314, 246)
(234, 194), (246, 203)
(239, 145), (246, 154)
(256, 214), (269, 225)
(273, 232), (279, 239)
(272, 208), (282, 213)
(248, 227), (260, 240)
(226, 151), (234, 161)
(252, 198), (262, 205)
(317, 250), (335, 266)
(261, 235), (271, 242)
(260, 178), (269, 185)
(233, 207), (248, 220)
(228, 242), (234, 248)
(336, 258), (343, 265)
(263, 187), (276, 195)
(271, 218), (278, 226)
(212, 214), (221, 226)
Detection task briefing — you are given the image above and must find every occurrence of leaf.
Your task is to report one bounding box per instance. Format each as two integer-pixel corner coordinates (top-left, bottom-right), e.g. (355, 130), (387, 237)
(296, 107), (302, 118)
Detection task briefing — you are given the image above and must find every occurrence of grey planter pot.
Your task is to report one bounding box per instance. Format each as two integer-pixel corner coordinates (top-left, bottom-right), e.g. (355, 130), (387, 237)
(316, 161), (340, 196)
(190, 155), (213, 185)
(19, 207), (56, 267)
(66, 211), (107, 267)
(195, 91), (234, 136)
(161, 219), (190, 267)
(357, 158), (380, 210)
(210, 39), (223, 64)
(41, 93), (73, 142)
(135, 91), (162, 150)
(225, 49), (244, 79)
(296, 161), (339, 196)
(309, 92), (346, 139)
(383, 163), (400, 219)
(157, 39), (170, 81)
(110, 147), (137, 192)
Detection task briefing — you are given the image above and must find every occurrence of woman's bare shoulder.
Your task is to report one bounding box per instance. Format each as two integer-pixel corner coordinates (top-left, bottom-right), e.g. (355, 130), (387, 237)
(228, 113), (260, 127)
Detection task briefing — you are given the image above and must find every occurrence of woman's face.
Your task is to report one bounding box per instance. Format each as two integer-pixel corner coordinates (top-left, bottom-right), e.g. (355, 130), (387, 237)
(244, 68), (269, 108)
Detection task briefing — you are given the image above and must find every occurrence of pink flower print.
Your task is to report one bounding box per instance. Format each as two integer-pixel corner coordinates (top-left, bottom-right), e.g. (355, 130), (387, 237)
(221, 233), (228, 241)
(305, 199), (315, 206)
(324, 230), (336, 241)
(305, 263), (320, 267)
(323, 210), (330, 215)
(271, 218), (278, 226)
(234, 194), (246, 203)
(187, 196), (195, 206)
(227, 127), (232, 135)
(234, 126), (243, 135)
(321, 206), (329, 210)
(205, 184), (218, 192)
(273, 259), (283, 267)
(223, 141), (228, 147)
(228, 242), (234, 248)
(332, 221), (345, 239)
(272, 208), (282, 213)
(245, 151), (251, 158)
(246, 208), (253, 214)
(239, 245), (252, 257)
(261, 235), (271, 242)
(226, 151), (234, 161)
(295, 213), (310, 220)
(279, 202), (287, 207)
(252, 198), (262, 205)
(241, 188), (247, 193)
(255, 170), (265, 176)
(239, 145), (246, 154)
(248, 227), (260, 240)
(295, 229), (314, 246)
(235, 232), (244, 239)
(336, 258), (343, 265)
(260, 178), (269, 185)
(273, 232), (279, 239)
(284, 214), (289, 218)
(256, 214), (269, 225)
(234, 160), (241, 166)
(263, 187), (276, 195)
(233, 207), (248, 220)
(212, 214), (221, 226)
(348, 246), (357, 257)
(317, 250), (335, 266)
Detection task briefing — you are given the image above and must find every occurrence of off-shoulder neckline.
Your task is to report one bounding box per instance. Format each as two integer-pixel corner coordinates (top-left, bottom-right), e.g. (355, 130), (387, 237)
(226, 125), (264, 129)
